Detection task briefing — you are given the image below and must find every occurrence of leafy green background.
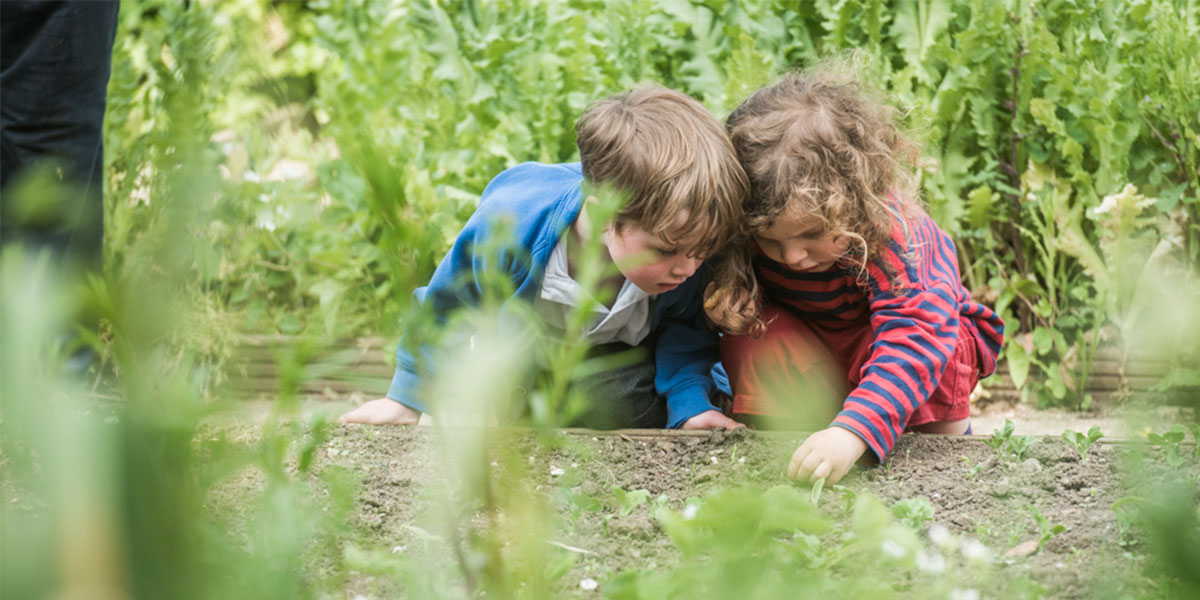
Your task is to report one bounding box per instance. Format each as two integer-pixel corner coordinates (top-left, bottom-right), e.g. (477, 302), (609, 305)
(102, 0), (1199, 407)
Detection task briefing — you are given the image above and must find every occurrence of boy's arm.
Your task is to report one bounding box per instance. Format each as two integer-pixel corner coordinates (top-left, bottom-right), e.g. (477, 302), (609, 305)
(654, 281), (725, 429)
(386, 216), (529, 414)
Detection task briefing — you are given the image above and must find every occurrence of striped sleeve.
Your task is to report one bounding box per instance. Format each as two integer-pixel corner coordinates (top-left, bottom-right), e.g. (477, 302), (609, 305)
(830, 214), (963, 462)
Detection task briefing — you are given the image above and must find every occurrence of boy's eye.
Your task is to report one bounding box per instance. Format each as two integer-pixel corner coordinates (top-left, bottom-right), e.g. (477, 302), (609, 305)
(655, 247), (681, 257)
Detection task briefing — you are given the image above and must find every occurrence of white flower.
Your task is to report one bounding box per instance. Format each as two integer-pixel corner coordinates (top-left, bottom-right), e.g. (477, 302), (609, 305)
(962, 539), (993, 563)
(1093, 193), (1118, 216)
(881, 539), (908, 559)
(243, 170), (261, 183)
(916, 549), (946, 573)
(580, 578), (598, 591)
(949, 589), (980, 600)
(928, 524), (953, 548)
(682, 504), (699, 521)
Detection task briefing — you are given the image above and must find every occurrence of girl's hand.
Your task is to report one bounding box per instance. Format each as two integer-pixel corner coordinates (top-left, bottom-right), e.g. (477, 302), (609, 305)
(787, 427), (868, 485)
(681, 409), (742, 430)
(703, 282), (757, 332)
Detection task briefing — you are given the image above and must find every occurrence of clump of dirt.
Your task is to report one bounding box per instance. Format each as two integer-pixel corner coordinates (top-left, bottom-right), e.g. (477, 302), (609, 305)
(312, 426), (1197, 599)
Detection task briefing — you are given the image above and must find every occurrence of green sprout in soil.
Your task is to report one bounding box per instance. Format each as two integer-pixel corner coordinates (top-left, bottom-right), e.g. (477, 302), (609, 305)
(1147, 425), (1193, 468)
(612, 485), (652, 517)
(987, 419), (1037, 464)
(1062, 426), (1104, 461)
(810, 476), (826, 505)
(961, 456), (984, 481)
(1027, 504), (1067, 551)
(892, 496), (936, 531)
(985, 419), (1015, 456)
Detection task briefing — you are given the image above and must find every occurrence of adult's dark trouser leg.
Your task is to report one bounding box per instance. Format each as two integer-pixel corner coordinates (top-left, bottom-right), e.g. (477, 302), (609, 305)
(1, 0), (120, 267)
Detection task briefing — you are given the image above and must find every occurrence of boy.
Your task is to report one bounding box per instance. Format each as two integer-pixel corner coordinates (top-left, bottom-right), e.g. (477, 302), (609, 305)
(341, 85), (748, 430)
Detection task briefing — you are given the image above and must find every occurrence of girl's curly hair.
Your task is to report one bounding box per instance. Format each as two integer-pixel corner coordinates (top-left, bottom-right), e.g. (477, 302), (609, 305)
(712, 62), (923, 337)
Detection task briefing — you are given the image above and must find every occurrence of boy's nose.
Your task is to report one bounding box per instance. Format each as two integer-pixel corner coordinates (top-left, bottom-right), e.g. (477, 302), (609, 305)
(672, 255), (702, 277)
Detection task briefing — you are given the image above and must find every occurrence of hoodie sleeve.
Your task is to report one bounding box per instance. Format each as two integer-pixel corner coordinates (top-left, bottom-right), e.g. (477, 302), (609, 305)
(653, 275), (722, 428)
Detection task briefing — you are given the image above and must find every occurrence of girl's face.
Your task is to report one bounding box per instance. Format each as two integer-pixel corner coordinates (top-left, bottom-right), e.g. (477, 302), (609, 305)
(754, 211), (851, 273)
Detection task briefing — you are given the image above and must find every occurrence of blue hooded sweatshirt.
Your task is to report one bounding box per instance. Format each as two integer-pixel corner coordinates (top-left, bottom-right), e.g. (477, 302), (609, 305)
(386, 162), (721, 428)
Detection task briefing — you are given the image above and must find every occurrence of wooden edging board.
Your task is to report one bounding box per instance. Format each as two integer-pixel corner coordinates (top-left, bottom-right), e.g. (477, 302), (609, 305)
(553, 427), (1194, 447)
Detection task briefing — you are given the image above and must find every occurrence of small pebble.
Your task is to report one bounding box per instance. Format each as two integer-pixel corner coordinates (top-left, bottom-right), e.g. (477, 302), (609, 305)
(580, 578), (598, 591)
(550, 467), (565, 477)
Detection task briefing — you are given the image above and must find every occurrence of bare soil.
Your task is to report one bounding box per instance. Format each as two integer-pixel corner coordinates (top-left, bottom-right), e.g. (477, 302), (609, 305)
(316, 425), (1198, 599)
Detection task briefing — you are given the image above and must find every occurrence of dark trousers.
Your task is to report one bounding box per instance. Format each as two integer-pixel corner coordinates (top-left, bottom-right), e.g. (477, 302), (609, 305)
(1, 0), (120, 266)
(557, 341), (668, 429)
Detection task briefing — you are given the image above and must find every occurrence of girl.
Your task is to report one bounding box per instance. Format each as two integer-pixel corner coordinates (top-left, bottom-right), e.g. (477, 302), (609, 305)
(706, 69), (1005, 485)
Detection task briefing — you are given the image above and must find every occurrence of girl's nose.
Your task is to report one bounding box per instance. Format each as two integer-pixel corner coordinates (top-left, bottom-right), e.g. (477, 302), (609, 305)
(783, 244), (807, 266)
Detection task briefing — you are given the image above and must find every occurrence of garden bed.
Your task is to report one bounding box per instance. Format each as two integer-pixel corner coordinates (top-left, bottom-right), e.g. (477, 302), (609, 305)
(307, 425), (1198, 599)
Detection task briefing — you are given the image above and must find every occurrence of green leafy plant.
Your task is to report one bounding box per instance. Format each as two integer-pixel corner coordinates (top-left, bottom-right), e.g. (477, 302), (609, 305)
(961, 456), (984, 481)
(1007, 433), (1037, 463)
(1062, 426), (1104, 461)
(892, 496), (936, 531)
(985, 419), (1016, 457)
(1027, 505), (1067, 551)
(612, 485), (653, 517)
(1147, 425), (1191, 469)
(987, 419), (1038, 463)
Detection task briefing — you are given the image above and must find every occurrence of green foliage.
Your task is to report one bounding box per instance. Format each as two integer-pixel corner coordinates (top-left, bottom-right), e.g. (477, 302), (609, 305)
(1147, 425), (1194, 468)
(892, 496), (936, 530)
(987, 419), (1037, 463)
(101, 2), (1200, 406)
(1062, 425), (1104, 461)
(608, 485), (994, 598)
(1026, 504), (1067, 551)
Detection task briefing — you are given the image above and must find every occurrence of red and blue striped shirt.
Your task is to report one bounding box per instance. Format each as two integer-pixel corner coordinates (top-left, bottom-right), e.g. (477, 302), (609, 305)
(754, 205), (1005, 461)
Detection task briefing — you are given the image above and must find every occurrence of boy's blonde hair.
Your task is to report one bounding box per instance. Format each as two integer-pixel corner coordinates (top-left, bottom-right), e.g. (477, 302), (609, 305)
(576, 85), (748, 258)
(713, 66), (922, 336)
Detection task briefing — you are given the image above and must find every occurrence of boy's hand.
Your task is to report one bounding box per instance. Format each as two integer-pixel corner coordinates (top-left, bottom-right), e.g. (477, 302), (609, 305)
(681, 409), (742, 430)
(339, 398), (421, 425)
(787, 427), (868, 485)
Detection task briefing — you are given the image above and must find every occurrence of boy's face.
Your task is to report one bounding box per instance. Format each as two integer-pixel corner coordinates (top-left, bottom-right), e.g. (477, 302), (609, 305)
(606, 216), (707, 295)
(754, 211), (850, 273)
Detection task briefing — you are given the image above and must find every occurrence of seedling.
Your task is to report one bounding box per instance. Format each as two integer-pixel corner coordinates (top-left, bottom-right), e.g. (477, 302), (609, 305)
(1147, 425), (1191, 468)
(1007, 433), (1036, 462)
(987, 419), (1037, 463)
(612, 485), (652, 517)
(1027, 505), (1066, 550)
(985, 419), (1016, 456)
(810, 476), (826, 505)
(1110, 496), (1146, 548)
(1062, 426), (1104, 461)
(961, 456), (984, 481)
(892, 496), (935, 530)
